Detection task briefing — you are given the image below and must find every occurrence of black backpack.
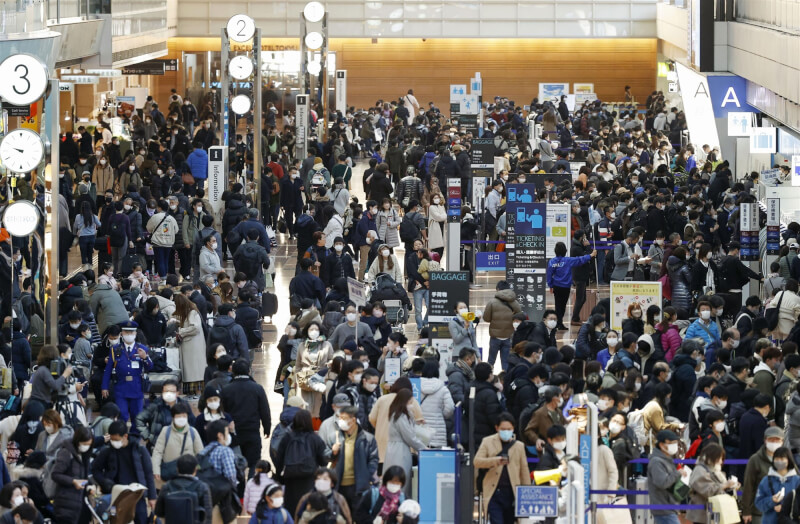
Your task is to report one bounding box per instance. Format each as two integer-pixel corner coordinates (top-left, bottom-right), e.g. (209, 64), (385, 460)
(399, 213), (421, 243)
(109, 220), (126, 248)
(505, 377), (529, 414)
(208, 323), (233, 351)
(517, 397), (546, 440)
(162, 488), (205, 524)
(282, 433), (317, 479)
(196, 450), (235, 505)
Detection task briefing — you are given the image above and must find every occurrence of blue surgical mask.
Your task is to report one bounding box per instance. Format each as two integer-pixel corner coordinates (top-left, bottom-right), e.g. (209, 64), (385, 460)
(499, 430), (514, 442)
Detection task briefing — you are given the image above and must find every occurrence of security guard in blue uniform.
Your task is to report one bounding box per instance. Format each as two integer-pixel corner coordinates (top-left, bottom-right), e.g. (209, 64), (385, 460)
(101, 321), (153, 421)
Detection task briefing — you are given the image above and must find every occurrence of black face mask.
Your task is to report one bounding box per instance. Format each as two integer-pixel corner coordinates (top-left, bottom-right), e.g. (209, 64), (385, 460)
(106, 197), (113, 203)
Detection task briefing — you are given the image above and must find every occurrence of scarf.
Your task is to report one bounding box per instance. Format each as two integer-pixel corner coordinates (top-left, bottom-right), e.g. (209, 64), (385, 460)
(378, 485), (401, 519)
(455, 359), (475, 382)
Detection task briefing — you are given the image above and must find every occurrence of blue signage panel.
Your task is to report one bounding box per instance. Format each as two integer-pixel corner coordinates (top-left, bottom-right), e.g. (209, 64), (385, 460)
(419, 449), (456, 523)
(580, 433), (592, 508)
(515, 485), (558, 518)
(707, 75), (759, 117)
(409, 377), (421, 403)
(476, 252), (506, 271)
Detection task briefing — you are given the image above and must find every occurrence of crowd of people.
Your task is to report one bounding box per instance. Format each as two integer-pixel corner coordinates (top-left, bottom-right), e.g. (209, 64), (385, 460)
(0, 82), (791, 524)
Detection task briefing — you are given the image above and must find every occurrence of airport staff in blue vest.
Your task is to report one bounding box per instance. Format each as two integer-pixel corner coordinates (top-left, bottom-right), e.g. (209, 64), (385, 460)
(101, 320), (153, 421)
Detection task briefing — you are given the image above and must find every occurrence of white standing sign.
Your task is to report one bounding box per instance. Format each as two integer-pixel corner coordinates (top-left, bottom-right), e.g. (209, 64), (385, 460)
(347, 277), (367, 308)
(335, 70), (347, 113)
(457, 93), (479, 115)
(546, 204), (571, 260)
(296, 94), (309, 160)
(740, 202), (759, 232)
(207, 146), (227, 215)
(450, 84), (467, 103)
(470, 77), (482, 96)
(728, 111), (754, 137)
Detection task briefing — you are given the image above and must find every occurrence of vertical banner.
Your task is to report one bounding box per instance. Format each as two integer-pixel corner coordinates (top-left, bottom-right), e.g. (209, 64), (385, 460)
(739, 202), (760, 261)
(505, 184), (537, 287)
(207, 146), (227, 216)
(447, 178), (461, 223)
(545, 204), (571, 260)
(295, 94), (309, 161)
(767, 198), (781, 256)
(428, 271), (470, 324)
(609, 281), (662, 332)
(335, 70), (347, 113)
(579, 434), (592, 511)
(510, 202), (547, 321)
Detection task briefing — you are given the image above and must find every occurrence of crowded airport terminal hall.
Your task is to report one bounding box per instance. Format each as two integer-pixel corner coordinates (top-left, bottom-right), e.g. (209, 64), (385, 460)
(0, 0), (799, 522)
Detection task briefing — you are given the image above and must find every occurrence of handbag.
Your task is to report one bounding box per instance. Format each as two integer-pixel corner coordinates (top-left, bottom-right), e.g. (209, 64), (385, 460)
(709, 493), (740, 524)
(658, 274), (672, 300)
(182, 171), (195, 185)
(277, 212), (287, 234)
(765, 291), (785, 331)
(670, 478), (690, 501)
(596, 496), (633, 524)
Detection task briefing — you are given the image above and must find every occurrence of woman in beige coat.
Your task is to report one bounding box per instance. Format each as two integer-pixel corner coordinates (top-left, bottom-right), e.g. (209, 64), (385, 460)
(687, 443), (739, 524)
(474, 413), (531, 519)
(368, 377), (423, 465)
(93, 155), (115, 197)
(427, 197), (447, 258)
(174, 294), (205, 394)
(768, 281), (800, 341)
(293, 320), (334, 420)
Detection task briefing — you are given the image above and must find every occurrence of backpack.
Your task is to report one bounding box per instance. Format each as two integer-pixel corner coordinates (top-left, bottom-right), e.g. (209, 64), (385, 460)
(11, 301), (28, 334)
(269, 422), (291, 466)
(163, 488), (205, 524)
(282, 433), (317, 479)
(42, 434), (73, 498)
(517, 398), (546, 440)
(120, 293), (136, 313)
(626, 409), (648, 447)
(109, 220), (126, 248)
(196, 449), (235, 504)
(399, 213), (421, 243)
(90, 416), (110, 438)
(427, 156), (440, 178)
(208, 323), (234, 351)
(505, 377), (529, 413)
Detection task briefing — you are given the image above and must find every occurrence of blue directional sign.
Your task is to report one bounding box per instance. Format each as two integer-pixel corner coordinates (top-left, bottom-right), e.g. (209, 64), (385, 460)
(476, 252), (506, 271)
(515, 485), (558, 518)
(580, 433), (592, 508)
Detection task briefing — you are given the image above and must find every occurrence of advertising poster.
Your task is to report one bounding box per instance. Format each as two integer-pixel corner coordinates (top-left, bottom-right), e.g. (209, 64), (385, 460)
(510, 202), (547, 321)
(538, 82), (569, 102)
(428, 271), (470, 324)
(609, 281), (662, 332)
(739, 202), (760, 261)
(573, 83), (594, 94)
(505, 184), (538, 284)
(347, 277), (368, 308)
(447, 178), (461, 223)
(767, 198), (781, 256)
(545, 204), (571, 260)
(116, 96), (136, 118)
(419, 450), (456, 523)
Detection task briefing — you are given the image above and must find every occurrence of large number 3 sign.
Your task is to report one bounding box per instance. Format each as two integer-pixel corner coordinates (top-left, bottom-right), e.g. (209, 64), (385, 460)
(0, 55), (48, 106)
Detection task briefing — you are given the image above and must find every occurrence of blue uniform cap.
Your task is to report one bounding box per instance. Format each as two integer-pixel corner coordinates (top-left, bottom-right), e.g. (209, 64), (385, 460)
(120, 320), (138, 330)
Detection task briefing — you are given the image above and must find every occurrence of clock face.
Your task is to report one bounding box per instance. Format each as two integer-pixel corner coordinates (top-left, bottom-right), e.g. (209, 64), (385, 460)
(227, 14), (255, 43)
(231, 95), (252, 115)
(303, 1), (325, 22)
(305, 31), (324, 50)
(229, 55), (254, 80)
(0, 54), (49, 106)
(0, 129), (44, 174)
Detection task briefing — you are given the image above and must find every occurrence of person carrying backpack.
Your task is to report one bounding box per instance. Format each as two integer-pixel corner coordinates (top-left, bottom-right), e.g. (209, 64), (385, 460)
(399, 200), (426, 255)
(248, 483), (293, 523)
(208, 304), (249, 361)
(155, 454), (213, 524)
(274, 409), (327, 516)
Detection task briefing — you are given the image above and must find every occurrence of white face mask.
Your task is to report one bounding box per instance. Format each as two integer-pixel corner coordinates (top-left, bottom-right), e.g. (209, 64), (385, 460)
(110, 440), (124, 449)
(124, 204), (131, 211)
(122, 333), (136, 344)
(458, 308), (468, 315)
(433, 198), (441, 204)
(700, 310), (711, 320)
(44, 425), (56, 435)
(767, 441), (782, 453)
(597, 399), (610, 411)
(716, 400), (727, 410)
(552, 440), (566, 451)
(365, 383), (378, 392)
(78, 444), (91, 453)
(606, 337), (618, 347)
(335, 244), (344, 252)
(173, 417), (188, 428)
(546, 319), (557, 330)
(336, 419), (350, 431)
(666, 443), (679, 456)
(207, 400), (220, 410)
(714, 421), (726, 432)
(315, 479), (331, 492)
(609, 422), (623, 435)
(100, 159), (106, 165)
(162, 392), (177, 403)
(307, 329), (320, 340)
(270, 497), (284, 508)
(386, 482), (402, 494)
(12, 496), (24, 507)
(512, 321), (521, 330)
(382, 249), (390, 257)
(731, 340), (740, 348)
(346, 312), (357, 323)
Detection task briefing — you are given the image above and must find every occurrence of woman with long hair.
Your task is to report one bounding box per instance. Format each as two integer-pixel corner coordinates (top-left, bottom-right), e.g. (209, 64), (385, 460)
(293, 320), (334, 422)
(657, 306), (683, 362)
(174, 294), (205, 394)
(72, 200), (101, 270)
(274, 409), (327, 516)
(383, 389), (427, 497)
(367, 244), (403, 283)
(642, 382), (683, 440)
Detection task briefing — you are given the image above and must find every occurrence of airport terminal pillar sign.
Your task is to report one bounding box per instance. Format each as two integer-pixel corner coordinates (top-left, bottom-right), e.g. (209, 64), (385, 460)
(296, 95), (309, 160)
(335, 70), (347, 113)
(509, 202), (547, 322)
(740, 202), (759, 261)
(207, 146), (227, 215)
(428, 271), (470, 324)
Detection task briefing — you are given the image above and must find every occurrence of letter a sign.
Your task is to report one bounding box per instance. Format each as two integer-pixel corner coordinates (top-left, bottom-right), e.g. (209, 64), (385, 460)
(721, 87), (741, 108)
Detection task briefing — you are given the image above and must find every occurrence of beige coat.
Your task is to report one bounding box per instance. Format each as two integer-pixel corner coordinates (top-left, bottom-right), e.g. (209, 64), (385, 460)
(474, 434), (531, 516)
(178, 309), (205, 382)
(594, 444), (619, 503)
(151, 423), (204, 477)
(93, 163), (115, 195)
(293, 339), (334, 418)
(368, 392), (423, 462)
(768, 290), (800, 338)
(642, 399), (682, 437)
(427, 204), (446, 251)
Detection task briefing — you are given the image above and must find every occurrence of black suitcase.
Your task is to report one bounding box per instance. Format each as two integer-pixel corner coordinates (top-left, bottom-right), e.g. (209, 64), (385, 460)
(120, 248), (139, 277)
(262, 292), (278, 317)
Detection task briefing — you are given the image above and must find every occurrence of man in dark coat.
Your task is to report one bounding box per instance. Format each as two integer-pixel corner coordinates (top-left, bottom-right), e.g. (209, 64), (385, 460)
(221, 359), (271, 476)
(155, 454), (213, 524)
(461, 363), (502, 451)
(289, 258), (327, 307)
(645, 197), (668, 241)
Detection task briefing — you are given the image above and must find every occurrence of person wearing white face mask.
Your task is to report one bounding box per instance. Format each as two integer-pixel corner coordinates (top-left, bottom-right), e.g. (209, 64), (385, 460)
(648, 429), (689, 524)
(366, 243), (403, 284)
(524, 386), (567, 451)
(354, 465), (408, 523)
(427, 193), (447, 258)
(100, 321), (152, 422)
(50, 425), (95, 523)
(294, 321), (334, 420)
(92, 420), (158, 522)
(135, 379), (196, 450)
(245, 483), (290, 523)
(198, 233), (223, 282)
(689, 381), (729, 441)
(538, 424), (569, 471)
(448, 301), (479, 354)
(330, 304), (371, 352)
(322, 237), (356, 290)
(547, 241), (596, 330)
(151, 403), (204, 486)
(685, 301), (721, 352)
(330, 405), (379, 511)
(357, 369), (382, 432)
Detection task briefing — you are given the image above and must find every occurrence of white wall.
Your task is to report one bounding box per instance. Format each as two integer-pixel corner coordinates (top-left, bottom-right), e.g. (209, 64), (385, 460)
(175, 0), (658, 38)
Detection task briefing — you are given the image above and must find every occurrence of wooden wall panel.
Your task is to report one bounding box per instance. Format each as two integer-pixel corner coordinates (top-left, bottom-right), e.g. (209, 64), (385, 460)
(333, 38), (658, 110)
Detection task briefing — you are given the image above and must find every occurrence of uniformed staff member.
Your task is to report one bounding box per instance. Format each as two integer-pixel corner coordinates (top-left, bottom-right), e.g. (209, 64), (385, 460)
(101, 321), (153, 421)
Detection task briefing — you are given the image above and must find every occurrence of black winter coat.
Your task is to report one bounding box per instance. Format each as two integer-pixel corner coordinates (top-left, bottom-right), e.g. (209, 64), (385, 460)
(222, 198), (247, 241)
(52, 441), (91, 522)
(570, 239), (591, 282)
(463, 380), (502, 450)
(221, 376), (272, 435)
(91, 436), (157, 500)
(235, 303), (263, 348)
(669, 354), (698, 422)
(369, 172), (394, 204)
(667, 256), (692, 314)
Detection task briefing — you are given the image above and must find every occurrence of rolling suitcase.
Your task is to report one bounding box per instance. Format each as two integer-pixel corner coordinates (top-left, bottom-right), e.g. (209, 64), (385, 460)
(119, 247), (140, 277)
(262, 292), (278, 318)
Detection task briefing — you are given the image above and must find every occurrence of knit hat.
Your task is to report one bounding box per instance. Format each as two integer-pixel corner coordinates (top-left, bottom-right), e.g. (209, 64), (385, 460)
(332, 393), (352, 407)
(313, 157), (324, 168)
(203, 386), (221, 400)
(286, 396), (306, 408)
